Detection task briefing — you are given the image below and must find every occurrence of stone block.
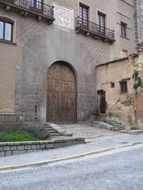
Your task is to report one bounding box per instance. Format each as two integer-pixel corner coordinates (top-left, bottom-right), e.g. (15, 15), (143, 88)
(10, 146), (17, 151)
(17, 146), (24, 151)
(0, 152), (5, 157)
(26, 150), (35, 153)
(31, 145), (37, 150)
(36, 145), (41, 149)
(25, 145), (31, 150)
(5, 151), (12, 156)
(54, 143), (65, 148)
(13, 150), (21, 155)
(3, 146), (11, 151)
(40, 144), (46, 149)
(45, 144), (54, 149)
(19, 150), (27, 154)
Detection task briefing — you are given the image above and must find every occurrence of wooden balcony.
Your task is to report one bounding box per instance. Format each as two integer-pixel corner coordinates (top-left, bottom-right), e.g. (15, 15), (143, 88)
(0, 0), (54, 24)
(75, 17), (115, 43)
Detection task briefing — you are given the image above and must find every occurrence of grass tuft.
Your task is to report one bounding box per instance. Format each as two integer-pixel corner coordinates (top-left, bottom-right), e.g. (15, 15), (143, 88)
(0, 132), (37, 142)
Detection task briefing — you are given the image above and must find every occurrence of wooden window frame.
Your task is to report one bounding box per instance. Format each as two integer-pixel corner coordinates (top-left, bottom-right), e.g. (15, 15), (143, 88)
(0, 18), (13, 42)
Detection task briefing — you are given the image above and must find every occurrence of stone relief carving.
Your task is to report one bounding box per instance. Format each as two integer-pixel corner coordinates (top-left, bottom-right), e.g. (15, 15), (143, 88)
(54, 4), (74, 30)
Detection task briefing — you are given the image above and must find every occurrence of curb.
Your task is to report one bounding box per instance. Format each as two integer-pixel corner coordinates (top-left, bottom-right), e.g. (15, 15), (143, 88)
(0, 141), (142, 172)
(0, 137), (85, 157)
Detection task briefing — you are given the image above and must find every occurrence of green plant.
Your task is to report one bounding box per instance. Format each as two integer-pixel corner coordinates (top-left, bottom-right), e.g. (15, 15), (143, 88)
(130, 127), (138, 130)
(0, 123), (50, 141)
(132, 71), (142, 91)
(0, 132), (37, 142)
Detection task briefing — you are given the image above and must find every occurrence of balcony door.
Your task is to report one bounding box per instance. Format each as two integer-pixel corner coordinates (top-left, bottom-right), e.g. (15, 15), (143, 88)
(98, 12), (106, 34)
(29, 0), (43, 13)
(79, 3), (89, 29)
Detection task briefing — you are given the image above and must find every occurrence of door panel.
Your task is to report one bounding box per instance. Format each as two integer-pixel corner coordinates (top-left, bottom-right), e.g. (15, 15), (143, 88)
(47, 63), (76, 123)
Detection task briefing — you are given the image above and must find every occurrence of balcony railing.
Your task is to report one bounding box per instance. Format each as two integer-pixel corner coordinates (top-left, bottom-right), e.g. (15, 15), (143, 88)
(0, 0), (54, 24)
(75, 17), (115, 43)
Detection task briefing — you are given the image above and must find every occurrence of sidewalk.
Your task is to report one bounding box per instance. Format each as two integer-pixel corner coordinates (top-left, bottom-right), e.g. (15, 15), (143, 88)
(0, 133), (143, 170)
(55, 123), (120, 143)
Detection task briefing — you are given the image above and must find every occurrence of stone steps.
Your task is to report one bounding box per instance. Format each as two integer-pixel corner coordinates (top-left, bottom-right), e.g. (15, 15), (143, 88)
(43, 124), (65, 138)
(58, 124), (118, 143)
(92, 120), (125, 131)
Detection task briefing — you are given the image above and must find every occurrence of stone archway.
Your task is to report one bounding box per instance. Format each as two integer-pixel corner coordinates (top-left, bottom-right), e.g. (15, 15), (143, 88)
(47, 62), (77, 123)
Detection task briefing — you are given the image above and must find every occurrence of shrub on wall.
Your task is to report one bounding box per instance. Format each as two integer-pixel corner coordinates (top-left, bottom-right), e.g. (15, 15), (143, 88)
(132, 70), (143, 92)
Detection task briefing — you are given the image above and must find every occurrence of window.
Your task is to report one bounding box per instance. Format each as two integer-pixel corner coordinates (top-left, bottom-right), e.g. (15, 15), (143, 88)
(120, 81), (128, 93)
(29, 0), (43, 12)
(121, 22), (127, 38)
(79, 3), (89, 29)
(111, 82), (115, 88)
(98, 12), (106, 33)
(0, 19), (13, 42)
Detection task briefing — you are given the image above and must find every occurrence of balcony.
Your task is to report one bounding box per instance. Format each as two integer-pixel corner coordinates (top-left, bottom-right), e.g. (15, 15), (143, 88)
(75, 17), (115, 43)
(0, 0), (54, 24)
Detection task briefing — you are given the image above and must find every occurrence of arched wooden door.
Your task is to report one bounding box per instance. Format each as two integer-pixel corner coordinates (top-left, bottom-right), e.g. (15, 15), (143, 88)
(47, 62), (77, 123)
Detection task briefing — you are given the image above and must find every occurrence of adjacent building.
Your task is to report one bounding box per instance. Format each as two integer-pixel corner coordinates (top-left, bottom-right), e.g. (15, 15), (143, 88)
(0, 0), (138, 124)
(134, 0), (143, 44)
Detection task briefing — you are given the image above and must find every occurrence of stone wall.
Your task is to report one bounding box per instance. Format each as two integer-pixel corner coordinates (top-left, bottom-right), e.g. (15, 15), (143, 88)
(0, 0), (136, 122)
(0, 138), (85, 157)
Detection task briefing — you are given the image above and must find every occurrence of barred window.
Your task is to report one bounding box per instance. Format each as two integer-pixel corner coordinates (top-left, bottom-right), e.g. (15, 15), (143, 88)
(120, 81), (128, 93)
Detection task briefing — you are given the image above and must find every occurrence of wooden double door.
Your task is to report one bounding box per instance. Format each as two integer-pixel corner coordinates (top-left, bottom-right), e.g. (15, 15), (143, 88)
(47, 63), (76, 123)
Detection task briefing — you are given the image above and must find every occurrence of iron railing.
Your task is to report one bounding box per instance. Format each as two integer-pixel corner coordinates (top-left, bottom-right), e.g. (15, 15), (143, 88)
(0, 0), (54, 20)
(75, 17), (115, 42)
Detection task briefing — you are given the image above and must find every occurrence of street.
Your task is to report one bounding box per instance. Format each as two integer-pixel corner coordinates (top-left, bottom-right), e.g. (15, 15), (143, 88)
(0, 144), (143, 190)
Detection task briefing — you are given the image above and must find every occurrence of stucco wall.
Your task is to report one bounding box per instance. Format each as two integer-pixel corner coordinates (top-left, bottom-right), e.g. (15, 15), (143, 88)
(96, 56), (136, 127)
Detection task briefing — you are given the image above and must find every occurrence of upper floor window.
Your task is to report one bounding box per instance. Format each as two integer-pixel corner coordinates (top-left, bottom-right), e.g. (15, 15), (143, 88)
(98, 12), (106, 33)
(29, 0), (43, 13)
(0, 19), (13, 42)
(79, 3), (89, 29)
(121, 22), (127, 38)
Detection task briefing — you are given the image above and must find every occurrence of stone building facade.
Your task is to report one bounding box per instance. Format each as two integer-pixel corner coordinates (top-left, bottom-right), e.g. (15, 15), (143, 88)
(96, 50), (143, 129)
(0, 0), (136, 124)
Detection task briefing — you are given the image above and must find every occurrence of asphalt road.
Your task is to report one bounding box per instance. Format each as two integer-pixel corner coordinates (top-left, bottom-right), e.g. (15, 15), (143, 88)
(0, 144), (143, 190)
